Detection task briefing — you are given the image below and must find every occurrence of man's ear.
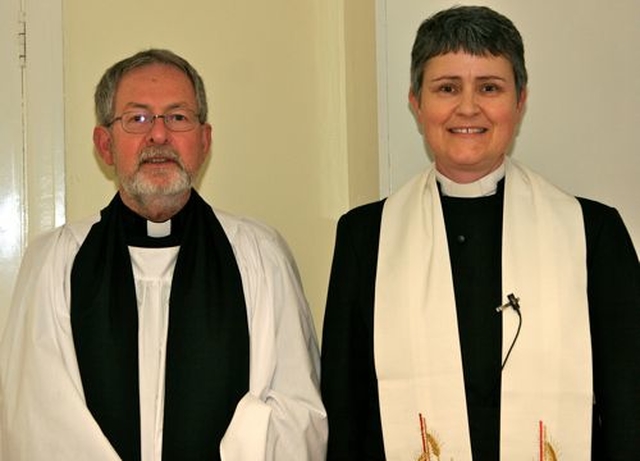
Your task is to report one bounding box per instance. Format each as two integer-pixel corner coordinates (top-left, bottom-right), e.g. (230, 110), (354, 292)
(93, 126), (114, 165)
(200, 122), (212, 158)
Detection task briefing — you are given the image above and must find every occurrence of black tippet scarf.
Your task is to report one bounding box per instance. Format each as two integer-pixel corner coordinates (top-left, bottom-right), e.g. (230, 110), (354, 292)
(71, 191), (249, 461)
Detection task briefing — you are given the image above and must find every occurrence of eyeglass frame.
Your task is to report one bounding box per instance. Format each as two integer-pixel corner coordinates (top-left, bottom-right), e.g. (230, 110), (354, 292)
(106, 108), (203, 134)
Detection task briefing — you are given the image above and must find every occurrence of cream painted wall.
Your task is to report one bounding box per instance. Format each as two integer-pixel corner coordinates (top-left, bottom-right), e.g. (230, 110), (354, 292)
(62, 0), (378, 333)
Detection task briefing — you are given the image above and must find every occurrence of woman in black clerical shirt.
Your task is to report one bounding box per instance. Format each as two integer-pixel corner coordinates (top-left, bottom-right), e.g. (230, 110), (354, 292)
(320, 6), (640, 460)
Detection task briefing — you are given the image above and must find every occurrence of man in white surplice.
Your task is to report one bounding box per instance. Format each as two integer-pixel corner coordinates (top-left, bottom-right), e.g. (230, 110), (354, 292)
(0, 49), (327, 461)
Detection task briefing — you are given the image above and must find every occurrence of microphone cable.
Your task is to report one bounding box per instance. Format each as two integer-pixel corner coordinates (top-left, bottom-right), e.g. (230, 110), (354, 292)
(496, 293), (522, 371)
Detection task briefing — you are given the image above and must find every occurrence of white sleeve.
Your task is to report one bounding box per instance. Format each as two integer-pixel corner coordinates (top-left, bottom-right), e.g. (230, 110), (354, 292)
(220, 218), (327, 461)
(0, 226), (120, 461)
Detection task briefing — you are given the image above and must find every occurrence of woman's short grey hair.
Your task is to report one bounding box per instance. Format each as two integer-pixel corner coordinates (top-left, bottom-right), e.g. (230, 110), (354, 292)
(94, 49), (208, 126)
(410, 6), (528, 100)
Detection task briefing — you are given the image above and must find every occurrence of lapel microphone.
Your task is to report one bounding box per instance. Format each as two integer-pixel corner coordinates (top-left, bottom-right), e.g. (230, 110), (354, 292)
(495, 293), (520, 312)
(496, 293), (522, 371)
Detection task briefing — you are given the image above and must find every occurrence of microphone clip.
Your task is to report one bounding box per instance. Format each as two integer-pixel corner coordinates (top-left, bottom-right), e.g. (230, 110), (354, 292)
(496, 293), (520, 312)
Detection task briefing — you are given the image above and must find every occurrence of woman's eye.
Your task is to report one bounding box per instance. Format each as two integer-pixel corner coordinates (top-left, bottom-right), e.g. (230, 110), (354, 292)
(481, 83), (500, 93)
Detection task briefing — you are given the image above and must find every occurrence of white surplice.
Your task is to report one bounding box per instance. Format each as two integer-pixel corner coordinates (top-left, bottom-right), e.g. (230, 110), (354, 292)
(0, 209), (327, 461)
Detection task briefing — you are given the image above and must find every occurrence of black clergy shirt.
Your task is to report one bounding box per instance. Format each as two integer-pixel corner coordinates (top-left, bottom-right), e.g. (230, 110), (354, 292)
(321, 181), (640, 460)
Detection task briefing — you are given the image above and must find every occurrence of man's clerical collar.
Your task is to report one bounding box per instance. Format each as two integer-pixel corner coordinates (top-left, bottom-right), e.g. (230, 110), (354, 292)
(120, 194), (192, 247)
(436, 162), (506, 198)
(147, 219), (172, 238)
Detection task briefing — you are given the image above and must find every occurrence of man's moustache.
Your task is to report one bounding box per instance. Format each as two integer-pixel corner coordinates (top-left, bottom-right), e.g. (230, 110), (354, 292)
(138, 147), (182, 166)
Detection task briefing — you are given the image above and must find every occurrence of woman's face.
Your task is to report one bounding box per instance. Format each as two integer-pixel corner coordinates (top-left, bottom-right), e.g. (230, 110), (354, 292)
(409, 52), (526, 183)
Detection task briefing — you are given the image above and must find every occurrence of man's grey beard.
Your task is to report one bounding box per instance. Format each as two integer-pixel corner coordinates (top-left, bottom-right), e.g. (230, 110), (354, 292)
(119, 146), (193, 203)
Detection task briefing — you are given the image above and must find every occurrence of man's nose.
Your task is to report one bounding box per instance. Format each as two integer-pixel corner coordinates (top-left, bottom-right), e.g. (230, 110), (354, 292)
(146, 115), (170, 144)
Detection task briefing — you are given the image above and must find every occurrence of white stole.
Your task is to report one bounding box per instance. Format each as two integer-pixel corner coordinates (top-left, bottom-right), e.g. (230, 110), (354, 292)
(374, 159), (592, 460)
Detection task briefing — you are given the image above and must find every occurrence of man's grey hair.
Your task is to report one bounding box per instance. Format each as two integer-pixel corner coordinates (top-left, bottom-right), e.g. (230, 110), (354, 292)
(94, 49), (208, 126)
(410, 6), (528, 100)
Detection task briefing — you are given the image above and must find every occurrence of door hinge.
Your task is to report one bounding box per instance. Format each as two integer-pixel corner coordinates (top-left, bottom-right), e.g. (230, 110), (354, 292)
(18, 14), (26, 68)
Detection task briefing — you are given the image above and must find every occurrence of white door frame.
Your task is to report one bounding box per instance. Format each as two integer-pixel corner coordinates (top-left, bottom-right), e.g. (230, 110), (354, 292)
(24, 0), (66, 236)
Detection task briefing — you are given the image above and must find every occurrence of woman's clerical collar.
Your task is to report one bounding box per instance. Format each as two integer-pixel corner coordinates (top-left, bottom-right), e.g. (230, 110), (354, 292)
(436, 162), (506, 198)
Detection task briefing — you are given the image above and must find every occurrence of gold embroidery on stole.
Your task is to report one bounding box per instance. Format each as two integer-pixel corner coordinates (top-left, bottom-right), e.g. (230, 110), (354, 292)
(539, 421), (559, 461)
(417, 413), (443, 461)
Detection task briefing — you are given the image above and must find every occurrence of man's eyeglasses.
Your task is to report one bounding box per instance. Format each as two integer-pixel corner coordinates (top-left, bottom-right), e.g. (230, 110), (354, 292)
(107, 109), (201, 134)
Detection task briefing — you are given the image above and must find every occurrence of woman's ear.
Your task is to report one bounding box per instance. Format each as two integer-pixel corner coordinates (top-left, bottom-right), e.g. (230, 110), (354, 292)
(408, 89), (425, 135)
(516, 88), (528, 119)
(408, 89), (421, 118)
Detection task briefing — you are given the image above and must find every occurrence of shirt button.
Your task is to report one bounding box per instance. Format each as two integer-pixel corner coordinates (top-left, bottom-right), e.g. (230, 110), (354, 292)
(456, 234), (466, 244)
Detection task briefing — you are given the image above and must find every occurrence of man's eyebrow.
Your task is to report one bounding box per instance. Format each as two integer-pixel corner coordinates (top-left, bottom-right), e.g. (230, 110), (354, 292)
(120, 102), (192, 111)
(118, 102), (150, 112)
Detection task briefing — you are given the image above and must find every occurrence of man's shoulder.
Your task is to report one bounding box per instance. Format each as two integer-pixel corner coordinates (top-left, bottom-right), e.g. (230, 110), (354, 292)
(65, 214), (101, 241)
(26, 214), (99, 256)
(213, 208), (301, 276)
(214, 208), (281, 245)
(11, 215), (100, 292)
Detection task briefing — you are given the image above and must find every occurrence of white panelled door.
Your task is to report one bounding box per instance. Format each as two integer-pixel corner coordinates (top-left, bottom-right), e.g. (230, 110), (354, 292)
(0, 0), (26, 331)
(0, 0), (65, 333)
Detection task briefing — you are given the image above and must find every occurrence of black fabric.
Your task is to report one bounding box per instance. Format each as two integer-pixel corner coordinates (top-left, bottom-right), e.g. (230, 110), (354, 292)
(441, 184), (504, 459)
(321, 193), (640, 461)
(71, 191), (249, 461)
(321, 201), (386, 460)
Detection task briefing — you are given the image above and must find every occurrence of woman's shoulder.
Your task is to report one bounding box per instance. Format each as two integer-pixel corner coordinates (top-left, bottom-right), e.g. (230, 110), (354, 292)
(577, 196), (638, 264)
(338, 199), (386, 229)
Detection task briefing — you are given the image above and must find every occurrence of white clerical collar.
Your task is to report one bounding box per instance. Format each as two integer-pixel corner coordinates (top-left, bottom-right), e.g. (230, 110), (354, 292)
(147, 219), (172, 238)
(436, 162), (506, 198)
